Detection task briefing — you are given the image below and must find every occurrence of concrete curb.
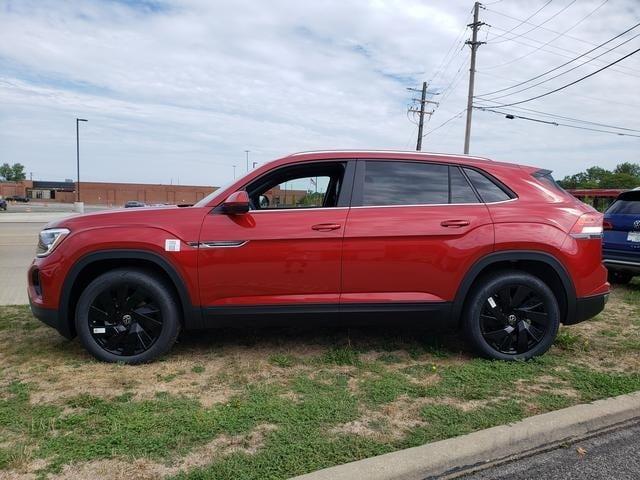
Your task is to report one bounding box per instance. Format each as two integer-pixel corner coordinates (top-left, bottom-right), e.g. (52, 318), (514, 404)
(0, 212), (76, 223)
(292, 391), (640, 480)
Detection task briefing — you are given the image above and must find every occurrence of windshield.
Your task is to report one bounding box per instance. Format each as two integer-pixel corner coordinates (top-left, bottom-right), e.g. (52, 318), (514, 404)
(194, 179), (237, 207)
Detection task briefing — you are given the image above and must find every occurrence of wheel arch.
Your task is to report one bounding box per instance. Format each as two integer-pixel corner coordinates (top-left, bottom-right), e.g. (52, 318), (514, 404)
(453, 250), (577, 327)
(60, 250), (200, 338)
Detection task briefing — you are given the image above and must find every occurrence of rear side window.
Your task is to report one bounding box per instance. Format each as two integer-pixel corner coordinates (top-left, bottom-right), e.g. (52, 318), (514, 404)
(363, 161), (449, 206)
(464, 168), (512, 203)
(359, 161), (480, 206)
(450, 166), (479, 203)
(606, 199), (640, 215)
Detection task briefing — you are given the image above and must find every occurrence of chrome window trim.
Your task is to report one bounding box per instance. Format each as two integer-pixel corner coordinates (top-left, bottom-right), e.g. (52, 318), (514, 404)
(350, 198), (518, 209)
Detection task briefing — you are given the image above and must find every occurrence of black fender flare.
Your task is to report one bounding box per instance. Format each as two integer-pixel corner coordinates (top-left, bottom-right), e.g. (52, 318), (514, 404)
(60, 249), (201, 337)
(452, 250), (577, 325)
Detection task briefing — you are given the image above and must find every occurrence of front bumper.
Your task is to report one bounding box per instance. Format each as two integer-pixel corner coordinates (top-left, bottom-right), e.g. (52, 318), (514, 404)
(29, 298), (74, 339)
(565, 293), (608, 325)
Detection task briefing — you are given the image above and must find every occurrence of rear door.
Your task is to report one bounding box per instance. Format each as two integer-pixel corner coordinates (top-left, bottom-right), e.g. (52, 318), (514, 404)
(340, 160), (494, 307)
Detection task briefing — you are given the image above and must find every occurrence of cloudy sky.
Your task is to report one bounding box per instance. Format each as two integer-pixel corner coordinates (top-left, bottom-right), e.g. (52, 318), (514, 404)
(1, 0), (639, 187)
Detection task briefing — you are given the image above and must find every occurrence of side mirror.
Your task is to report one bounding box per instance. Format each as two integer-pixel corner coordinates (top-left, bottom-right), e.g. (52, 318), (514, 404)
(221, 190), (250, 215)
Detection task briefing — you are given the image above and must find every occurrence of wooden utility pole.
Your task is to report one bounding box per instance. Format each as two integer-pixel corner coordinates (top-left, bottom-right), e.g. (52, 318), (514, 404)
(407, 82), (439, 151)
(463, 1), (485, 154)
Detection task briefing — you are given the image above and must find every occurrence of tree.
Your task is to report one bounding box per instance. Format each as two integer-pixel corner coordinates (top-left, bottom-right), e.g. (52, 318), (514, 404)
(0, 163), (26, 182)
(557, 162), (640, 190)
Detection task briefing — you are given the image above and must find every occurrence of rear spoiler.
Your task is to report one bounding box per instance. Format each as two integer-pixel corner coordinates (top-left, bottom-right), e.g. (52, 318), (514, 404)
(617, 190), (640, 201)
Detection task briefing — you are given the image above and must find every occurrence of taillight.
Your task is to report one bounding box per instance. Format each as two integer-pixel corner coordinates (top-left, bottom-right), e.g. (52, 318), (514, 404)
(603, 220), (613, 231)
(570, 213), (603, 239)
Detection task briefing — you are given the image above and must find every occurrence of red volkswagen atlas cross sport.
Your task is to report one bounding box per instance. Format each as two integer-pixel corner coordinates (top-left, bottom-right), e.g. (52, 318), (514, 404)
(28, 151), (609, 363)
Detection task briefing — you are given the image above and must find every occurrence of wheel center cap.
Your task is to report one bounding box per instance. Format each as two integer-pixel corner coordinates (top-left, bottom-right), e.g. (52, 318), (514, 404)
(507, 314), (517, 325)
(122, 314), (132, 326)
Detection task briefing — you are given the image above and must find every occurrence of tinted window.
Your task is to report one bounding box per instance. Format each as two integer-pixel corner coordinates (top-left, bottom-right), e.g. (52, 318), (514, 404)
(464, 168), (511, 203)
(606, 200), (640, 215)
(450, 167), (480, 203)
(363, 161), (448, 206)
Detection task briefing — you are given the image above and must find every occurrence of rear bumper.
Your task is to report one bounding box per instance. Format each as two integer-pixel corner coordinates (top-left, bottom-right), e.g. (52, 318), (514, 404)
(29, 299), (74, 339)
(565, 293), (608, 325)
(603, 249), (640, 273)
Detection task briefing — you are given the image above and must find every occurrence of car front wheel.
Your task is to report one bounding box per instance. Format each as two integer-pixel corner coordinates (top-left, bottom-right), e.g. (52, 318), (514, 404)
(464, 271), (560, 360)
(75, 268), (181, 364)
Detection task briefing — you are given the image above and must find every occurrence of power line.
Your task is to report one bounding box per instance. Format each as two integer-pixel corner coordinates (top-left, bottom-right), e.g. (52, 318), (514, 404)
(477, 21), (639, 97)
(486, 0), (554, 43)
(423, 109), (467, 138)
(482, 1), (613, 73)
(485, 47), (640, 108)
(475, 106), (640, 138)
(476, 27), (640, 101)
(474, 99), (640, 133)
(488, 0), (578, 45)
(475, 70), (640, 110)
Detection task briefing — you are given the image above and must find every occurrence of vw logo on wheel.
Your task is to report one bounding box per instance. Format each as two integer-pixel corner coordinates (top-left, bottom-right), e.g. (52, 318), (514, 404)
(634, 220), (640, 230)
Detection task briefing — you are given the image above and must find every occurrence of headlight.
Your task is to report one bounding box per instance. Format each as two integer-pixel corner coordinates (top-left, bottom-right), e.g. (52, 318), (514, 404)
(36, 228), (70, 257)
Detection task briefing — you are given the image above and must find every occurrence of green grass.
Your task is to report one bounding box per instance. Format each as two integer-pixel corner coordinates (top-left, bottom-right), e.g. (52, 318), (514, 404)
(269, 353), (296, 368)
(2, 283), (640, 479)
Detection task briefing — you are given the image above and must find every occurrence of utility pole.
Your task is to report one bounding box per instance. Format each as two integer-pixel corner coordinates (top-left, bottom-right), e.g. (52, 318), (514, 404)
(407, 82), (439, 151)
(463, 1), (485, 154)
(76, 118), (88, 202)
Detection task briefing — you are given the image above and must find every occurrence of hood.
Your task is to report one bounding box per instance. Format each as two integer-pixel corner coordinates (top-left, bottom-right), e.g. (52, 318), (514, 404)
(44, 205), (207, 233)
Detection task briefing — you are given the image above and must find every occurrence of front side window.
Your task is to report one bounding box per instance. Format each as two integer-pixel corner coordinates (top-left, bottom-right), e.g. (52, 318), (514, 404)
(247, 162), (345, 210)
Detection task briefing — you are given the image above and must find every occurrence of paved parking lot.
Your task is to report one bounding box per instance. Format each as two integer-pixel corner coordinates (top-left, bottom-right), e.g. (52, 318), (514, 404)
(0, 222), (48, 305)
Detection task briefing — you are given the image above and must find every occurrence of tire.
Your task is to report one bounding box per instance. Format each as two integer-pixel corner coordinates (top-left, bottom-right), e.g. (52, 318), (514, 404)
(463, 270), (560, 361)
(608, 270), (632, 285)
(75, 268), (181, 364)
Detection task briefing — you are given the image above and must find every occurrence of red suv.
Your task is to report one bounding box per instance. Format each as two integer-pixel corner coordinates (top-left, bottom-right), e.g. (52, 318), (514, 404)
(28, 151), (609, 363)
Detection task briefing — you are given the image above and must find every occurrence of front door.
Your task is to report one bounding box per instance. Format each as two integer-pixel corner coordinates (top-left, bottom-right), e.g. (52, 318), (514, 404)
(197, 160), (354, 313)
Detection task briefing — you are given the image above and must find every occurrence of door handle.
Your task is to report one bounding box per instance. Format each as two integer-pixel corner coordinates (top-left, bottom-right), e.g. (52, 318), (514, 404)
(441, 219), (470, 228)
(312, 223), (342, 231)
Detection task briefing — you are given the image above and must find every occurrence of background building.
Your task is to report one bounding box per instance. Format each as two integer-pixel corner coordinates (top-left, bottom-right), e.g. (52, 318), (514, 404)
(1, 180), (216, 206)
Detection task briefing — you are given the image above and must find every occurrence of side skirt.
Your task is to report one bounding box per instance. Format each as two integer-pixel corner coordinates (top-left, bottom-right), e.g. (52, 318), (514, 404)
(195, 302), (454, 330)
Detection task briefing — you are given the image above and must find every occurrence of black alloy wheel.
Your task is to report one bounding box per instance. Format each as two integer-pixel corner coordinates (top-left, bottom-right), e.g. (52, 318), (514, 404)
(464, 271), (560, 360)
(75, 268), (180, 363)
(88, 283), (163, 356)
(479, 285), (548, 355)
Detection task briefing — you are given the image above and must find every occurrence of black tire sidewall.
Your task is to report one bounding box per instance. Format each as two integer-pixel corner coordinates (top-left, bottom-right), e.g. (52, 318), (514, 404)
(75, 269), (180, 364)
(464, 271), (560, 361)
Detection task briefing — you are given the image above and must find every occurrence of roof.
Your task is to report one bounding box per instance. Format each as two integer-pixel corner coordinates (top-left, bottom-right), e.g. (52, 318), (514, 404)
(283, 150), (529, 171)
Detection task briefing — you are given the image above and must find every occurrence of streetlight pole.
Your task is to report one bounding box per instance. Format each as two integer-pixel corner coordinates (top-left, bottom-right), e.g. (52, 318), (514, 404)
(76, 118), (88, 202)
(232, 165), (237, 179)
(245, 150), (250, 173)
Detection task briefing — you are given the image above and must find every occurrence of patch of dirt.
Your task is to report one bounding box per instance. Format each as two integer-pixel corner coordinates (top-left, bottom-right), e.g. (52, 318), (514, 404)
(46, 423), (277, 480)
(330, 396), (431, 441)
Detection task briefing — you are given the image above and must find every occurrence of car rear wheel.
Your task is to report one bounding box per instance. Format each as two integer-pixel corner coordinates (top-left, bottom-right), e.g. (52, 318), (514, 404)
(608, 270), (632, 285)
(75, 268), (181, 364)
(463, 271), (560, 361)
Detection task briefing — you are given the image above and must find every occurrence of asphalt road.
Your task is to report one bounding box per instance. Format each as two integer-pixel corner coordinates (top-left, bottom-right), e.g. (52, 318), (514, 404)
(460, 421), (640, 480)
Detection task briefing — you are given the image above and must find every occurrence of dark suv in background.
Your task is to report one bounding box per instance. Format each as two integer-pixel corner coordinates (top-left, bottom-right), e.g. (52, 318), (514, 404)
(603, 189), (640, 283)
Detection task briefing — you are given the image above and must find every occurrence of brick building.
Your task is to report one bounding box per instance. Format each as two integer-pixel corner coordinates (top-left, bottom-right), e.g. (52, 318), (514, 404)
(1, 180), (216, 206)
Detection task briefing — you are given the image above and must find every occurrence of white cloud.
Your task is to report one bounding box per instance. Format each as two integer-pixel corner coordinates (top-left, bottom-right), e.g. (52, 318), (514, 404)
(0, 0), (639, 185)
